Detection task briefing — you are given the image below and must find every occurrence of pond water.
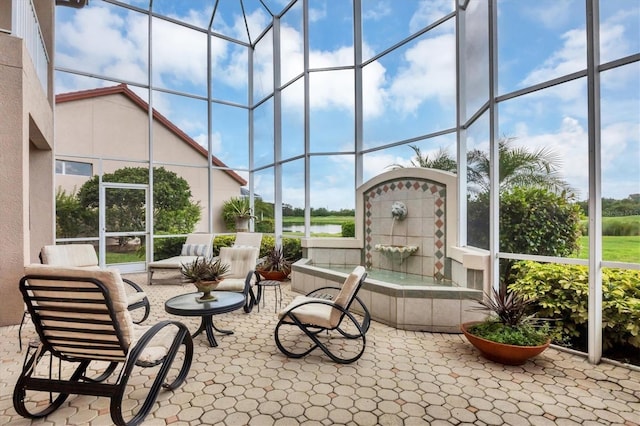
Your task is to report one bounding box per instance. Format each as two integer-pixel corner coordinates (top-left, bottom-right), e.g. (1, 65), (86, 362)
(284, 224), (342, 234)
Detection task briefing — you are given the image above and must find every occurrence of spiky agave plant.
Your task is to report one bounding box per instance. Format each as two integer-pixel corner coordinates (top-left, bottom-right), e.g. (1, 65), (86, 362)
(181, 257), (230, 283)
(257, 246), (292, 274)
(468, 287), (548, 346)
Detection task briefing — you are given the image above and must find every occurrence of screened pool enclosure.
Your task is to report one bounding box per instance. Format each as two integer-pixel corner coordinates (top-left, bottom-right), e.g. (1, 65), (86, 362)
(52, 0), (639, 365)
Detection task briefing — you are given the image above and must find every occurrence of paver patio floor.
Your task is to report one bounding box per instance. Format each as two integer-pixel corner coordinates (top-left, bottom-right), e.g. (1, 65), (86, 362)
(1, 273), (638, 425)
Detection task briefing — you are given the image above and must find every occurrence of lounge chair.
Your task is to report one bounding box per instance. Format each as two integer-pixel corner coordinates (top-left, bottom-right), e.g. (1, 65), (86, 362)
(14, 264), (193, 426)
(215, 246), (260, 313)
(147, 233), (214, 285)
(39, 244), (150, 324)
(233, 232), (263, 248)
(274, 266), (370, 364)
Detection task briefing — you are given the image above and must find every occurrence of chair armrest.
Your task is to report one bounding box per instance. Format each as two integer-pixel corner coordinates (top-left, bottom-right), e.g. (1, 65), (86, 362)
(123, 278), (144, 293)
(129, 320), (193, 368)
(306, 286), (341, 299)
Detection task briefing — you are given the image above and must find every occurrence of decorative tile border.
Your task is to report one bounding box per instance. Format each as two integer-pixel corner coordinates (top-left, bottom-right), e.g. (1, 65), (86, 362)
(363, 178), (446, 279)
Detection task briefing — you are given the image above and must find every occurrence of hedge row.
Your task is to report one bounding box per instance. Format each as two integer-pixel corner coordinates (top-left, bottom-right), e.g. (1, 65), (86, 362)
(213, 234), (302, 261)
(510, 261), (640, 351)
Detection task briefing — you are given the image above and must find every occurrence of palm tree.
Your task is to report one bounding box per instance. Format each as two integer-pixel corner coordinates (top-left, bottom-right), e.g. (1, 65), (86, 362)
(389, 145), (457, 172)
(394, 138), (573, 195)
(467, 137), (573, 195)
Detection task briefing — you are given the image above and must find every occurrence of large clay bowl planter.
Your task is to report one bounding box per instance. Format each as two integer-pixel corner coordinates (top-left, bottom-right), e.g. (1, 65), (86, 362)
(257, 270), (289, 281)
(460, 321), (551, 366)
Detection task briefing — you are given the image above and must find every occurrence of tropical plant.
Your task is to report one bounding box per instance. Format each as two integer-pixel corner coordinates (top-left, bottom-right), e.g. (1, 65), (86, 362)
(389, 145), (457, 172)
(466, 287), (549, 347)
(467, 137), (573, 195)
(393, 137), (573, 195)
(181, 257), (230, 283)
(222, 196), (257, 230)
(256, 245), (292, 275)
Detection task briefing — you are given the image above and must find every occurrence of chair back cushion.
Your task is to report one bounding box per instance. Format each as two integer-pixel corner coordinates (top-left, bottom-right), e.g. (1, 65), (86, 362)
(40, 244), (99, 268)
(330, 266), (367, 327)
(233, 232), (263, 248)
(219, 246), (259, 279)
(22, 264), (134, 361)
(182, 233), (214, 258)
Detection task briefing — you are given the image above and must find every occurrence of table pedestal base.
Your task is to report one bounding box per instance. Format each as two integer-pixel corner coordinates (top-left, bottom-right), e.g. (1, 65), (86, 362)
(192, 315), (233, 347)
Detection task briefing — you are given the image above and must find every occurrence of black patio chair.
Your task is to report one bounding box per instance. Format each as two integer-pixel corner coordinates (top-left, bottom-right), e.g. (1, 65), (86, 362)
(13, 265), (193, 426)
(274, 266), (370, 364)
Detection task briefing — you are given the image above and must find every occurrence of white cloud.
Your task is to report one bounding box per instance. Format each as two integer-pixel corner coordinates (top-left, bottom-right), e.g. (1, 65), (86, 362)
(522, 1), (575, 30)
(504, 116), (640, 199)
(193, 131), (223, 155)
(56, 6), (146, 79)
(522, 16), (635, 90)
(363, 1), (392, 21)
(309, 3), (327, 23)
(409, 0), (455, 33)
(388, 33), (456, 114)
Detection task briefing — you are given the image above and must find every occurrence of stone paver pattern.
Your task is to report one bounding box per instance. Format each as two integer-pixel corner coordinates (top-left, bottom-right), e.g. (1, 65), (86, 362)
(1, 273), (639, 425)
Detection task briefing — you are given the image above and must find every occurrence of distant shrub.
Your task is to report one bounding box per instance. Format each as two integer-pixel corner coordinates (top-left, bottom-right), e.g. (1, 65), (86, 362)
(256, 218), (274, 233)
(212, 234), (302, 262)
(342, 221), (355, 237)
(580, 216), (640, 237)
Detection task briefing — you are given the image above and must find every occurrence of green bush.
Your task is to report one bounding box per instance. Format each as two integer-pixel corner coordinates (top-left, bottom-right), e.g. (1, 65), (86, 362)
(153, 236), (186, 261)
(55, 188), (97, 237)
(510, 261), (640, 351)
(470, 188), (582, 282)
(341, 221), (355, 237)
(256, 218), (274, 233)
(212, 234), (302, 262)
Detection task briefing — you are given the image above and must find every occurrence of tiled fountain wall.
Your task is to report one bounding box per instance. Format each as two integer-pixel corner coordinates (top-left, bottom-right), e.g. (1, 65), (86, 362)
(364, 177), (447, 280)
(294, 168), (489, 332)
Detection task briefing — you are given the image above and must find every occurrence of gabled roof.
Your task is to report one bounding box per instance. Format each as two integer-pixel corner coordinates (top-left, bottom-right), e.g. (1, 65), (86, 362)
(56, 84), (247, 186)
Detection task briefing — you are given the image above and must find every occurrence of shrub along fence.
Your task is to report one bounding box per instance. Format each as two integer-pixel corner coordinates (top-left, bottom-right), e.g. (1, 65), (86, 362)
(510, 260), (640, 363)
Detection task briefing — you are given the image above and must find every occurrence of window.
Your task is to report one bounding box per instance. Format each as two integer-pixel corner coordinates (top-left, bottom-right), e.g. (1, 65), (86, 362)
(55, 160), (92, 176)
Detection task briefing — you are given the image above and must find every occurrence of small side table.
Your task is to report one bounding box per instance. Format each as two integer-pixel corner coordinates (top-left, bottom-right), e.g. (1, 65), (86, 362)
(256, 280), (283, 313)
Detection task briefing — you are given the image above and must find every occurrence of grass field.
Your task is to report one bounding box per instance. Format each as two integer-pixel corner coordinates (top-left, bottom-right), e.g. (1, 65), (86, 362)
(575, 236), (640, 263)
(283, 216), (354, 226)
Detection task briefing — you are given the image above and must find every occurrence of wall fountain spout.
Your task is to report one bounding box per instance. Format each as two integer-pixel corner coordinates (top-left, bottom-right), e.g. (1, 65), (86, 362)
(376, 201), (418, 264)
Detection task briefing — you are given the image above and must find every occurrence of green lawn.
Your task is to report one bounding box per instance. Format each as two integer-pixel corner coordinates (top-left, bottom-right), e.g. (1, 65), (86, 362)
(283, 216), (354, 225)
(575, 236), (640, 263)
(106, 251), (143, 264)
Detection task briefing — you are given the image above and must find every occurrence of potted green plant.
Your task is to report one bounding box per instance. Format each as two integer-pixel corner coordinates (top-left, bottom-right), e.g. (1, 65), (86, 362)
(222, 197), (256, 232)
(181, 257), (230, 302)
(461, 287), (550, 365)
(256, 246), (292, 281)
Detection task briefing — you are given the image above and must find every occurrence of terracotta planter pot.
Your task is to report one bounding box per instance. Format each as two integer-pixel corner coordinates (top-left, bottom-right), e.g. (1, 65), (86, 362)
(460, 321), (550, 365)
(257, 270), (289, 281)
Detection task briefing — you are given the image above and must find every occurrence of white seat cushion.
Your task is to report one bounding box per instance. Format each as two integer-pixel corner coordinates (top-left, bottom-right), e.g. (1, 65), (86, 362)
(279, 296), (334, 329)
(214, 278), (246, 292)
(40, 244), (99, 268)
(126, 291), (148, 304)
(148, 255), (201, 269)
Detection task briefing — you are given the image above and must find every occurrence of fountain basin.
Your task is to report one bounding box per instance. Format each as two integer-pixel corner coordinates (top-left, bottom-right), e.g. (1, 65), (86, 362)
(374, 244), (419, 263)
(291, 259), (485, 332)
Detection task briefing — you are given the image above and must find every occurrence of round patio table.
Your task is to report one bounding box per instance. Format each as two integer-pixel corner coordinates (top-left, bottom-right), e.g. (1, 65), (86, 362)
(165, 291), (245, 347)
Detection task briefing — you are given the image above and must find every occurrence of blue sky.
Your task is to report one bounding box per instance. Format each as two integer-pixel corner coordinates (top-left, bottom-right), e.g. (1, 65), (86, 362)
(54, 0), (639, 210)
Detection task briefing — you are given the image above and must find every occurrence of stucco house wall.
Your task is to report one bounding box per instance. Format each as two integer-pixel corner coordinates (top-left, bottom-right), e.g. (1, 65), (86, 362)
(0, 0), (55, 326)
(55, 85), (246, 233)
